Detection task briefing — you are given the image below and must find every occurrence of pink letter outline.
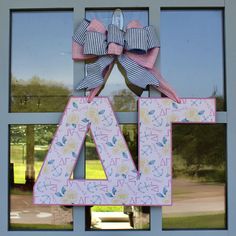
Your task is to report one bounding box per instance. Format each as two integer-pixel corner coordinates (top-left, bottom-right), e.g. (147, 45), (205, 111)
(34, 97), (215, 206)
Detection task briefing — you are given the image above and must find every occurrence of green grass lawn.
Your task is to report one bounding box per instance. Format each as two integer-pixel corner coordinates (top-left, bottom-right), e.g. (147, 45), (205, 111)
(11, 144), (46, 183)
(12, 160), (106, 184)
(10, 146), (226, 228)
(11, 144), (106, 183)
(13, 162), (43, 184)
(85, 160), (106, 179)
(92, 205), (123, 212)
(85, 161), (122, 211)
(11, 156), (122, 212)
(163, 213), (226, 229)
(10, 223), (73, 230)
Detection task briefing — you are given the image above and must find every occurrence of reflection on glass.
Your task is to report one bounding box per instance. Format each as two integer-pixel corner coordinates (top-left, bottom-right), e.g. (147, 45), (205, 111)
(10, 125), (73, 230)
(85, 130), (106, 180)
(86, 9), (148, 28)
(85, 124), (150, 230)
(163, 124), (226, 229)
(85, 10), (149, 112)
(11, 11), (73, 112)
(160, 10), (225, 110)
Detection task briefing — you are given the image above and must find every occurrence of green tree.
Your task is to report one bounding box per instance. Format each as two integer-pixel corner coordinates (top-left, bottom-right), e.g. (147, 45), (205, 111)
(34, 125), (56, 145)
(11, 75), (71, 112)
(10, 125), (26, 144)
(25, 125), (35, 188)
(173, 124), (226, 179)
(112, 89), (136, 111)
(11, 76), (71, 187)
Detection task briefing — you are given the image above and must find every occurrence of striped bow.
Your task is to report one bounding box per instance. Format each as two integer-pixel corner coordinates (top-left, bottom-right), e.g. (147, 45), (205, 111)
(72, 19), (180, 103)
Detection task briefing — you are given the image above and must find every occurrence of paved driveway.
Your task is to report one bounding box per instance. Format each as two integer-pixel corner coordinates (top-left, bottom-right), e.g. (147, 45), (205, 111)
(10, 178), (225, 225)
(163, 178), (225, 217)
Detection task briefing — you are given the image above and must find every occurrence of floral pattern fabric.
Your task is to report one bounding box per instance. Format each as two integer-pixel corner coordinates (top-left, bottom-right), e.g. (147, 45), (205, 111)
(34, 97), (215, 206)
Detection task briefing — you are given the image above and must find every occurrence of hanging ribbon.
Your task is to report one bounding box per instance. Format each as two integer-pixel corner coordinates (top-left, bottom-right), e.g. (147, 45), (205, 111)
(72, 19), (181, 103)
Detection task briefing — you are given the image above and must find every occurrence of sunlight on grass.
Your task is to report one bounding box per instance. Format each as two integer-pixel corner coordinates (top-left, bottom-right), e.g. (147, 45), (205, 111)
(10, 146), (226, 229)
(92, 205), (123, 212)
(86, 160), (122, 212)
(10, 223), (73, 230)
(13, 159), (107, 183)
(12, 162), (43, 184)
(11, 143), (107, 183)
(85, 160), (106, 179)
(163, 213), (226, 229)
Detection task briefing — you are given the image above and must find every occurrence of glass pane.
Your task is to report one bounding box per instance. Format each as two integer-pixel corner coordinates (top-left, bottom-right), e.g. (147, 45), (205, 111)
(85, 10), (149, 112)
(85, 124), (150, 230)
(9, 125), (73, 230)
(160, 10), (225, 110)
(86, 9), (148, 29)
(163, 124), (226, 229)
(85, 130), (106, 180)
(10, 11), (73, 112)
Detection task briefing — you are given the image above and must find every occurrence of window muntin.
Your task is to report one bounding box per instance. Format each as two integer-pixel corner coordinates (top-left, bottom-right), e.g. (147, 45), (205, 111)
(10, 11), (73, 112)
(84, 9), (151, 230)
(1, 2), (232, 235)
(85, 9), (149, 112)
(85, 124), (150, 230)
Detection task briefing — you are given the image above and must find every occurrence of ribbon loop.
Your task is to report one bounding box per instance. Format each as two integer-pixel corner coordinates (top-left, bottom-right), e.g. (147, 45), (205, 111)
(84, 31), (107, 55)
(125, 28), (148, 53)
(73, 19), (90, 45)
(145, 26), (160, 49)
(107, 24), (124, 46)
(72, 18), (181, 103)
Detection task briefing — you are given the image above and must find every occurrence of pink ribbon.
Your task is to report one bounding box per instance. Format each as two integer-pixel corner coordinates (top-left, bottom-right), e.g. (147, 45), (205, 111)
(73, 19), (181, 103)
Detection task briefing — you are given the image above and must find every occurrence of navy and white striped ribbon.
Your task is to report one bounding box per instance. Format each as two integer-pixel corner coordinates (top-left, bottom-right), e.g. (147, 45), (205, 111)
(84, 32), (107, 55)
(77, 55), (159, 90)
(125, 28), (148, 53)
(77, 56), (114, 90)
(145, 26), (160, 49)
(73, 19), (160, 55)
(124, 26), (160, 53)
(118, 55), (159, 88)
(73, 19), (161, 93)
(107, 24), (125, 46)
(72, 19), (90, 45)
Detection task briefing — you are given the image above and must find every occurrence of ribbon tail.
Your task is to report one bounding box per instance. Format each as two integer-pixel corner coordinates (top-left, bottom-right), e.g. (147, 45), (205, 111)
(150, 68), (181, 103)
(76, 56), (114, 91)
(88, 63), (114, 102)
(116, 62), (144, 96)
(118, 55), (180, 103)
(124, 80), (144, 97)
(118, 55), (159, 90)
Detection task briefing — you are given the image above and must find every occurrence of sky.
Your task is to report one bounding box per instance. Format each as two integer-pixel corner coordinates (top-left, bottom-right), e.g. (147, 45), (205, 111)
(11, 11), (73, 88)
(11, 10), (224, 98)
(160, 10), (224, 98)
